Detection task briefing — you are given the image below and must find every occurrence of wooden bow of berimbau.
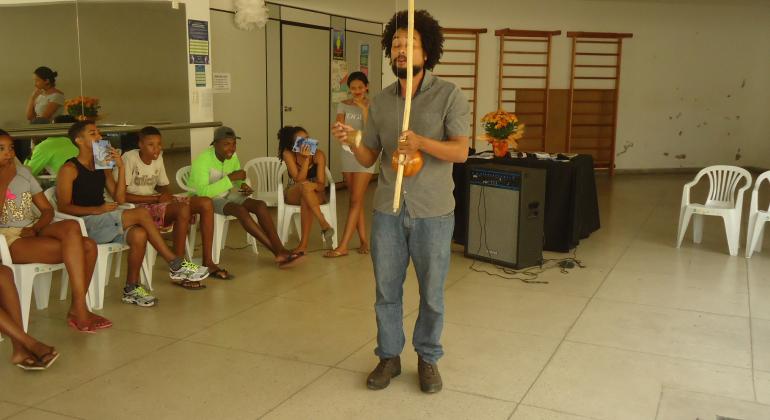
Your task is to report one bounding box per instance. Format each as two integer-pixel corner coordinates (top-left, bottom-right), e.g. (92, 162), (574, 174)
(390, 0), (423, 213)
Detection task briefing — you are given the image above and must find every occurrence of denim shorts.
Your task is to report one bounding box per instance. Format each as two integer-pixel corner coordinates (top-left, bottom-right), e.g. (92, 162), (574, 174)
(83, 209), (126, 244)
(212, 192), (249, 215)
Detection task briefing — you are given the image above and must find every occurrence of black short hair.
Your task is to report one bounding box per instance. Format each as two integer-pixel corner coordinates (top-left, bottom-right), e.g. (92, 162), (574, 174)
(0, 129), (9, 138)
(277, 126), (307, 161)
(347, 71), (369, 87)
(139, 126), (162, 141)
(34, 66), (58, 86)
(382, 9), (443, 71)
(68, 120), (95, 145)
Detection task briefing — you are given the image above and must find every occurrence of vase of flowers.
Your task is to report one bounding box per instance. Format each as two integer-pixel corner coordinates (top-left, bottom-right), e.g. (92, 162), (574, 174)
(64, 96), (100, 121)
(481, 109), (525, 158)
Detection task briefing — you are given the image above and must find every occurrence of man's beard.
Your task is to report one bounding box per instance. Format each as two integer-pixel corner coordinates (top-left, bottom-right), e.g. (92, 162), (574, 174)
(391, 62), (423, 79)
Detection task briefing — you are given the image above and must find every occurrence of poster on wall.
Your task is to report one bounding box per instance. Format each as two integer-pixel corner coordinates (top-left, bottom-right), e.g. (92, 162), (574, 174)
(359, 43), (370, 76)
(331, 59), (349, 103)
(331, 29), (345, 60)
(195, 65), (206, 87)
(188, 19), (209, 64)
(213, 73), (231, 93)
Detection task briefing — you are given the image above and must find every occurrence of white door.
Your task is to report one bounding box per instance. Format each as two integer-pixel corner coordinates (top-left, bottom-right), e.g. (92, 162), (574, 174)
(281, 24), (330, 164)
(327, 31), (383, 180)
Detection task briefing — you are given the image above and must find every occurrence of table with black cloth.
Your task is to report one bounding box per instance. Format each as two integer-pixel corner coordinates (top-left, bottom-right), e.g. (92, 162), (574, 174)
(452, 153), (601, 253)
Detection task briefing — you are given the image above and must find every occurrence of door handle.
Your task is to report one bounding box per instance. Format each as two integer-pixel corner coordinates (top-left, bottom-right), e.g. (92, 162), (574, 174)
(283, 106), (293, 112)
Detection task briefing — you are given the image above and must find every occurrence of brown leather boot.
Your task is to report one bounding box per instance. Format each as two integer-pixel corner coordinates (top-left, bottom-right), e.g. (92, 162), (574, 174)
(366, 356), (401, 390)
(418, 357), (442, 393)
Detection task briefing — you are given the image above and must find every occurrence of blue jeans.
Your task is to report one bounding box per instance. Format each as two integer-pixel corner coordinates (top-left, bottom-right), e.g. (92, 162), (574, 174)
(371, 206), (455, 364)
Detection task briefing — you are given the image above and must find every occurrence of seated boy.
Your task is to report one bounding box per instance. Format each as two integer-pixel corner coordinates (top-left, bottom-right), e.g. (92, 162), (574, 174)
(188, 126), (303, 268)
(57, 121), (209, 304)
(119, 126), (230, 281)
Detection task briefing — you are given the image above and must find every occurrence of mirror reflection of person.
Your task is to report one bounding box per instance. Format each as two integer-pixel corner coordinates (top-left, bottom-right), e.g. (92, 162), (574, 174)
(25, 66), (65, 124)
(24, 116), (79, 177)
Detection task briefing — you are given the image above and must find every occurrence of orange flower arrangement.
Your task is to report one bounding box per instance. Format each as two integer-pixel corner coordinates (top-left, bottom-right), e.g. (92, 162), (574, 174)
(481, 109), (525, 157)
(65, 96), (100, 121)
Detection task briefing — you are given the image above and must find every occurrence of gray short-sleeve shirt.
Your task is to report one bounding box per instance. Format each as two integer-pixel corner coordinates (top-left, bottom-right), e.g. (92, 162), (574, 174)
(0, 164), (43, 228)
(363, 71), (470, 218)
(34, 91), (65, 120)
(337, 102), (364, 132)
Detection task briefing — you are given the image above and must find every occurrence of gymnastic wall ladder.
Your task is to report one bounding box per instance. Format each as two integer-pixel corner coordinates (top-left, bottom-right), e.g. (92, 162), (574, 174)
(566, 31), (633, 175)
(434, 27), (487, 149)
(494, 28), (561, 152)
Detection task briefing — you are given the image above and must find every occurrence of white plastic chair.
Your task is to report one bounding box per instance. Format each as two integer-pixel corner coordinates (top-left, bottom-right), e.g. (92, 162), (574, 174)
(0, 234), (65, 332)
(276, 165), (338, 248)
(176, 166), (250, 264)
(44, 188), (132, 310)
(676, 165), (752, 256)
(243, 157), (286, 253)
(746, 170), (770, 258)
(243, 157), (285, 207)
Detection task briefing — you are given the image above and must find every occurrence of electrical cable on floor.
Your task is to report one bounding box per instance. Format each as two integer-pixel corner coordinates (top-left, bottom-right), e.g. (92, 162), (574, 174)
(470, 182), (585, 284)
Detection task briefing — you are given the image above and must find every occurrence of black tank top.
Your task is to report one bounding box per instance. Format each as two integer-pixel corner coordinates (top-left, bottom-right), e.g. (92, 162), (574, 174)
(67, 158), (106, 207)
(307, 162), (318, 180)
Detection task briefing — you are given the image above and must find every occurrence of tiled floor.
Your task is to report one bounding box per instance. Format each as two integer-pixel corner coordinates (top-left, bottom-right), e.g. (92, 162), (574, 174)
(2, 173), (770, 419)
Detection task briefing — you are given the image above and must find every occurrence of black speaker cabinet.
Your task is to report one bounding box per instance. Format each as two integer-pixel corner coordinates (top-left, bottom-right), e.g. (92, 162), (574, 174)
(465, 163), (546, 269)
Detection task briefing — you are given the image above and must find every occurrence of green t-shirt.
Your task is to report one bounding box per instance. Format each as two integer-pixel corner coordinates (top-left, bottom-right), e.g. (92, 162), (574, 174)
(24, 136), (78, 176)
(188, 147), (243, 198)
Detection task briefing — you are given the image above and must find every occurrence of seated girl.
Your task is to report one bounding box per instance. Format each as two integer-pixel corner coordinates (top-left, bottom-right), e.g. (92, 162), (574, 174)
(278, 126), (334, 253)
(0, 265), (59, 370)
(0, 129), (107, 333)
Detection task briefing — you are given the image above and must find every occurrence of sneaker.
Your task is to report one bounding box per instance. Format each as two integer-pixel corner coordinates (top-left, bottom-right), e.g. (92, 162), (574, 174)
(122, 285), (157, 307)
(366, 356), (401, 390)
(170, 260), (210, 282)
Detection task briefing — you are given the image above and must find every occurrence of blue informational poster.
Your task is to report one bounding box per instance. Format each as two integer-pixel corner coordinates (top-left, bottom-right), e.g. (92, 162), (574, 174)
(188, 19), (210, 64)
(195, 65), (206, 87)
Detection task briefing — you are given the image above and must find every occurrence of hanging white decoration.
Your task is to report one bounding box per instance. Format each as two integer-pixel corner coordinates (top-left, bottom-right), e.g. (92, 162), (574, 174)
(233, 0), (269, 30)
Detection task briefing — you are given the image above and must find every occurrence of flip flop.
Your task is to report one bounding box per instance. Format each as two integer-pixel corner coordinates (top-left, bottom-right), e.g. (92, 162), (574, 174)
(173, 280), (207, 290)
(38, 351), (60, 369)
(67, 316), (96, 334)
(357, 247), (370, 255)
(90, 314), (113, 330)
(278, 252), (306, 269)
(323, 250), (348, 258)
(208, 268), (233, 280)
(16, 356), (46, 371)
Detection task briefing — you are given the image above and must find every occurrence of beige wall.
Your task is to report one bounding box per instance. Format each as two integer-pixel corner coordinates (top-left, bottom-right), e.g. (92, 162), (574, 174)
(31, 0), (760, 171)
(214, 0), (770, 170)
